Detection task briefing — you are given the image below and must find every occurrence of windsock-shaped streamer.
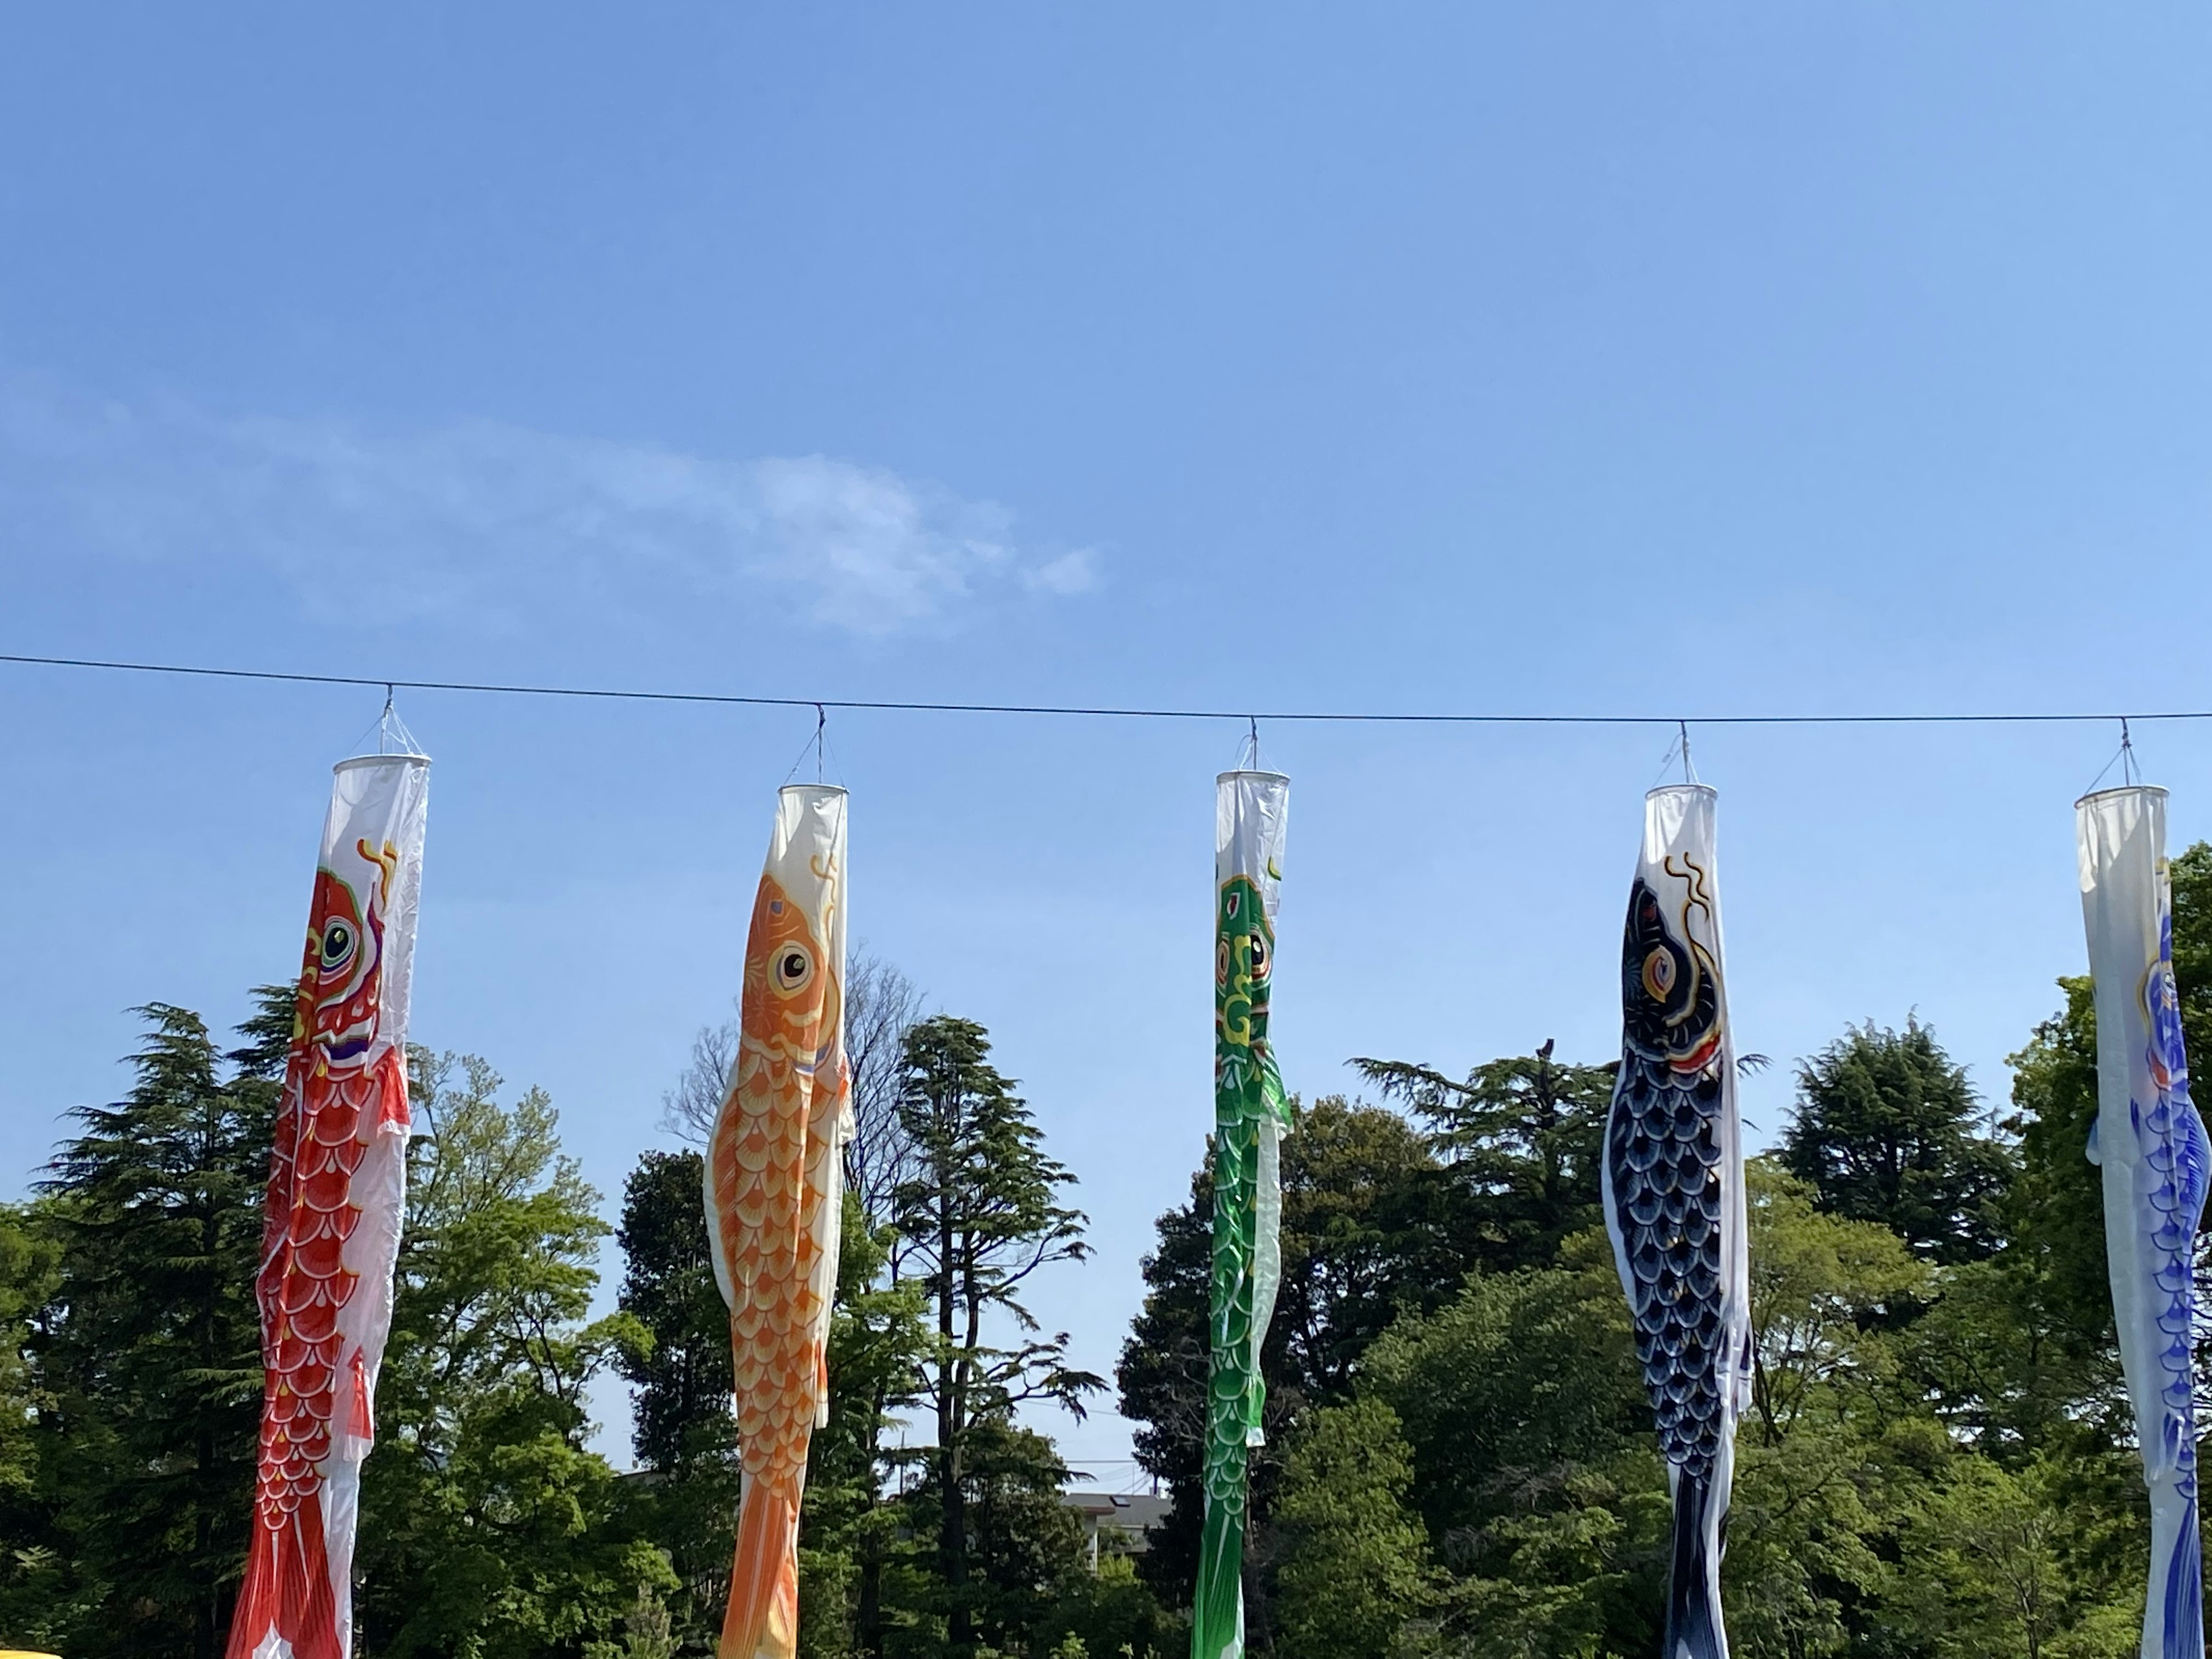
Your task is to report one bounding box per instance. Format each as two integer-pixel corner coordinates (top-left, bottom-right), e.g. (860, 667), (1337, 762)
(706, 785), (852, 1659)
(1600, 784), (1751, 1659)
(1192, 769), (1290, 1659)
(228, 752), (430, 1659)
(2078, 785), (2207, 1659)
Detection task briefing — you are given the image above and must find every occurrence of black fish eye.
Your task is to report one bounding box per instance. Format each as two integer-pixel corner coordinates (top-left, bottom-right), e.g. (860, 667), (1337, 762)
(775, 948), (813, 991)
(323, 925), (351, 964)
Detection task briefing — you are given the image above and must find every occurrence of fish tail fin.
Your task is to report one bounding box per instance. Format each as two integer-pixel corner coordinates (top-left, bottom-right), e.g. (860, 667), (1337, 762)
(227, 1494), (344, 1659)
(1189, 1487), (1247, 1659)
(721, 1473), (801, 1659)
(1664, 1469), (1727, 1659)
(2164, 1499), (2203, 1655)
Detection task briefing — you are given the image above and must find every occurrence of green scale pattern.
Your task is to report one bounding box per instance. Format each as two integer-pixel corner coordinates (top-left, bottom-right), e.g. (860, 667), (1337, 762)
(1192, 871), (1286, 1659)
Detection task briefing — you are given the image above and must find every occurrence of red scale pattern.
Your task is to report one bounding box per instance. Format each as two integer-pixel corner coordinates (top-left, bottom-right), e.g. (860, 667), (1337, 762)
(228, 849), (402, 1659)
(251, 1063), (373, 1525)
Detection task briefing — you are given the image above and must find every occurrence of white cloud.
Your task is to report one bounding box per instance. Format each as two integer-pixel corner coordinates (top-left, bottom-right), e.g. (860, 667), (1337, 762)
(1021, 546), (1100, 597)
(0, 378), (1096, 636)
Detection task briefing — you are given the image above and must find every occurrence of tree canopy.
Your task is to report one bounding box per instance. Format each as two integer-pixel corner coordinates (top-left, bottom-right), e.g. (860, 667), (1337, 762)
(1780, 1018), (2014, 1265)
(6, 846), (2211, 1657)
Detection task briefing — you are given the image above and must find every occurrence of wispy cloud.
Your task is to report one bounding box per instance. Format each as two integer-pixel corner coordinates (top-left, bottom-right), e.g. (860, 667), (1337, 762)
(0, 378), (1097, 636)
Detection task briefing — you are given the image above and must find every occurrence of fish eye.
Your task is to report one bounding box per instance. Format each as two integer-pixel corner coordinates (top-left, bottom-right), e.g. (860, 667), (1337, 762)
(775, 948), (814, 992)
(1642, 947), (1676, 1002)
(1249, 932), (1271, 980)
(321, 923), (353, 968)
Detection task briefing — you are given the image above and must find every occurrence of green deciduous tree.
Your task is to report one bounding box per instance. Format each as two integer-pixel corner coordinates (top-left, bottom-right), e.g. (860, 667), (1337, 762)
(1263, 1160), (1988, 1659)
(1722, 1165), (1940, 1659)
(1356, 1240), (1664, 1659)
(355, 1050), (671, 1658)
(1116, 1094), (1444, 1613)
(1268, 1397), (1434, 1659)
(1887, 1455), (2139, 1659)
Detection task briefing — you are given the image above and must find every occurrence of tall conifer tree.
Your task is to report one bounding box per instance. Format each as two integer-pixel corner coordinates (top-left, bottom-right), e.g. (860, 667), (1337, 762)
(892, 1015), (1100, 1655)
(1782, 1018), (2013, 1264)
(36, 996), (282, 1659)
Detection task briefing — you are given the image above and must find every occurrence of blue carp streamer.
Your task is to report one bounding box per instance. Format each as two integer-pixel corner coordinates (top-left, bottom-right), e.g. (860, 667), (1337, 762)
(2080, 785), (2207, 1659)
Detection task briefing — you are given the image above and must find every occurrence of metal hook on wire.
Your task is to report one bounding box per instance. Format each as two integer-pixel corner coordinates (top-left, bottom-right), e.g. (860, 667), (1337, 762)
(2084, 716), (2144, 796)
(1649, 719), (1702, 790)
(815, 703), (827, 783)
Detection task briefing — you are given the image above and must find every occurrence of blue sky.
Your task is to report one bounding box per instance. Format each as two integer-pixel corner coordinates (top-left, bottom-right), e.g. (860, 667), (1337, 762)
(2, 5), (2209, 1478)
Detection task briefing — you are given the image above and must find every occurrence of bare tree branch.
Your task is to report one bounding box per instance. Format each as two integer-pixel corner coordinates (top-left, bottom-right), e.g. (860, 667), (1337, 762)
(844, 950), (928, 1228)
(658, 946), (926, 1213)
(660, 1018), (737, 1145)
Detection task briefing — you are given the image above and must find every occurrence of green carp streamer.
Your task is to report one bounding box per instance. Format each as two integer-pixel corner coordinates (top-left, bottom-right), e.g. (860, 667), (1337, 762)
(1194, 859), (1289, 1659)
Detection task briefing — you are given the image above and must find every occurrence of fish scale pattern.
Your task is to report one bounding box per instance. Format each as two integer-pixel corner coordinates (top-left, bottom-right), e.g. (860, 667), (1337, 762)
(253, 1062), (377, 1520)
(1607, 1055), (1728, 1480)
(2138, 910), (2206, 1655)
(710, 865), (846, 1659)
(1192, 860), (1278, 1659)
(1202, 1109), (1259, 1518)
(231, 843), (410, 1659)
(2142, 912), (2206, 1477)
(1603, 853), (1741, 1659)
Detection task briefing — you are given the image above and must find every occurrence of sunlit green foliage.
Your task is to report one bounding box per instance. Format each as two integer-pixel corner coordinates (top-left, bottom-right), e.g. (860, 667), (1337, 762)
(12, 845), (2212, 1658)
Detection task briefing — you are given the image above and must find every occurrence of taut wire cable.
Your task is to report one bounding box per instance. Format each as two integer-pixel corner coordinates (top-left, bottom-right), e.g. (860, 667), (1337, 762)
(3, 650), (2210, 730)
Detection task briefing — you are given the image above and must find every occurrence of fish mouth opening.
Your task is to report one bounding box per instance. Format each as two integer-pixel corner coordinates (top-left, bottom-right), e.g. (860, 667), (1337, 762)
(1668, 1029), (1724, 1075)
(318, 1017), (377, 1067)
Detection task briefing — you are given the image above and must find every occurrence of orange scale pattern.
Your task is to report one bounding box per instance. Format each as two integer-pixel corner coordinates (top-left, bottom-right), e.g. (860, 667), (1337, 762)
(711, 872), (846, 1659)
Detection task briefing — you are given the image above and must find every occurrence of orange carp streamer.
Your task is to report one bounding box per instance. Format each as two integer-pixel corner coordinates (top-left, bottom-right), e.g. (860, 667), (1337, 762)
(229, 754), (429, 1659)
(706, 785), (851, 1659)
